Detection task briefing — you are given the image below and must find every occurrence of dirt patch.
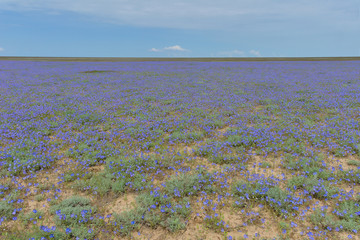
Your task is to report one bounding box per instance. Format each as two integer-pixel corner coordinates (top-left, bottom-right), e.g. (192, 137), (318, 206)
(104, 193), (138, 216)
(88, 164), (105, 173)
(333, 155), (360, 171)
(195, 157), (222, 172)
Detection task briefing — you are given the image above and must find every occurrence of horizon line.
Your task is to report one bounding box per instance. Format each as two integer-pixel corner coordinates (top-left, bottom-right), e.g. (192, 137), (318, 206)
(0, 56), (359, 62)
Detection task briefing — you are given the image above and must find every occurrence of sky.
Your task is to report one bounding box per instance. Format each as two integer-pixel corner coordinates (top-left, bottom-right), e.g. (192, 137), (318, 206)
(0, 0), (359, 57)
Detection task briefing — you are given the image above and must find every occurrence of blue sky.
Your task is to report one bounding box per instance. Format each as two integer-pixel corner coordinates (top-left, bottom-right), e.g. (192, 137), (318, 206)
(0, 0), (359, 57)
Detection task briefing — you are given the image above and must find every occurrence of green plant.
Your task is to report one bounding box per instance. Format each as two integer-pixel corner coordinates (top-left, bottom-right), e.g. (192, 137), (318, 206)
(266, 187), (295, 216)
(50, 196), (96, 226)
(232, 180), (266, 201)
(162, 215), (186, 232)
(352, 143), (360, 157)
(24, 228), (66, 240)
(68, 226), (96, 240)
(168, 130), (204, 142)
(20, 209), (44, 224)
(0, 201), (13, 219)
(63, 170), (93, 183)
(204, 213), (227, 232)
(38, 183), (53, 191)
(260, 162), (272, 168)
(0, 182), (11, 198)
(232, 180), (297, 217)
(49, 196), (98, 239)
(347, 160), (360, 167)
(226, 135), (246, 147)
(208, 154), (239, 165)
(111, 179), (127, 194)
(336, 170), (360, 184)
(334, 200), (360, 231)
(165, 169), (214, 197)
(112, 208), (143, 236)
(205, 119), (225, 129)
(1, 141), (57, 176)
(287, 176), (338, 199)
(278, 221), (290, 231)
(113, 191), (191, 237)
(75, 112), (102, 125)
(309, 208), (337, 229)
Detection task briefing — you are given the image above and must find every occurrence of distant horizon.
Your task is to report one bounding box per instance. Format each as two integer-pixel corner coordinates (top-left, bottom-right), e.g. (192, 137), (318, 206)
(1, 56), (359, 62)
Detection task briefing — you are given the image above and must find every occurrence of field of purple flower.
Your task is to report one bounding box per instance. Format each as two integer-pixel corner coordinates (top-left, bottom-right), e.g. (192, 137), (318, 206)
(0, 60), (360, 240)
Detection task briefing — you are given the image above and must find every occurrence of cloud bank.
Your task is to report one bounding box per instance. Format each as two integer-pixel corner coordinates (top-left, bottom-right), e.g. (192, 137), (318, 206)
(149, 45), (188, 52)
(163, 45), (186, 51)
(217, 49), (261, 57)
(249, 50), (261, 57)
(0, 47), (4, 51)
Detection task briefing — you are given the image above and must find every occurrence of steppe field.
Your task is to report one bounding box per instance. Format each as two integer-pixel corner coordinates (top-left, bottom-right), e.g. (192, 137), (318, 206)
(1, 58), (360, 240)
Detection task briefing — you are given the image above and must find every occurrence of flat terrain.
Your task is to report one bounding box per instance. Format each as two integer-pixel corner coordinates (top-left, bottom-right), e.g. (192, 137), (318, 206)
(1, 56), (360, 62)
(0, 60), (360, 239)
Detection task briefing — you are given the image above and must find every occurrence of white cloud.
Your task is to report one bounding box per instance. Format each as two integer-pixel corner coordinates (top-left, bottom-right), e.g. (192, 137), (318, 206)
(0, 47), (4, 51)
(249, 50), (261, 57)
(217, 49), (263, 57)
(0, 0), (357, 31)
(149, 48), (161, 52)
(149, 45), (188, 53)
(163, 45), (187, 51)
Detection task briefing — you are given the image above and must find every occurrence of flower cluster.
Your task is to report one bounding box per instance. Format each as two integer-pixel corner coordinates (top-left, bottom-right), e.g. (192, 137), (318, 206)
(0, 60), (359, 239)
